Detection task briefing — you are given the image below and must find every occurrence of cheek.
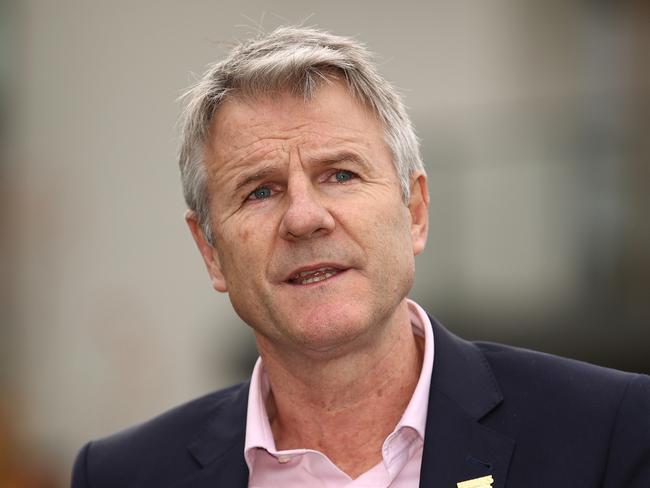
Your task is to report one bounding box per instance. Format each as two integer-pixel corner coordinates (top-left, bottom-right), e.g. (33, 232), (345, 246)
(372, 204), (413, 248)
(219, 220), (273, 281)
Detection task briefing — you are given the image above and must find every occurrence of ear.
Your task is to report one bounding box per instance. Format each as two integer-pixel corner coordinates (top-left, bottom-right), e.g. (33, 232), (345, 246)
(408, 172), (429, 256)
(185, 210), (228, 293)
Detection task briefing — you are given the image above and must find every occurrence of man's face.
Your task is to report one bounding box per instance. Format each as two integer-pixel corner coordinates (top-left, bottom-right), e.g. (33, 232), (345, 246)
(188, 81), (428, 356)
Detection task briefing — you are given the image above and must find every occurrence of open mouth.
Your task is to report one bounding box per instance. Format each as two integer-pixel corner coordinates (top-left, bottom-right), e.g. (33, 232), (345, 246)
(287, 267), (344, 285)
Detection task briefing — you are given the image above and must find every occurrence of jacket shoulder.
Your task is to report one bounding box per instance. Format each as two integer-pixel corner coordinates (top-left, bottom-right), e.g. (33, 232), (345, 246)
(475, 340), (637, 392)
(474, 341), (650, 485)
(71, 382), (249, 488)
(474, 340), (641, 422)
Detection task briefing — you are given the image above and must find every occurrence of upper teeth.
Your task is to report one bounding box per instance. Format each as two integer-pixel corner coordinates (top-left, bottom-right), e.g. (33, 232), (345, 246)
(292, 267), (339, 284)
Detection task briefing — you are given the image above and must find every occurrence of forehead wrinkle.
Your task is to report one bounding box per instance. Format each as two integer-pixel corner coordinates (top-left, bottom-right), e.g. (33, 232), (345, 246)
(226, 107), (313, 149)
(212, 126), (362, 181)
(207, 97), (385, 190)
(209, 142), (284, 191)
(299, 133), (378, 170)
(306, 129), (378, 160)
(232, 117), (364, 148)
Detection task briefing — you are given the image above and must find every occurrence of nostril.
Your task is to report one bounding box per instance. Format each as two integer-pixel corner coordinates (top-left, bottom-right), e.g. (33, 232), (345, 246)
(280, 200), (335, 240)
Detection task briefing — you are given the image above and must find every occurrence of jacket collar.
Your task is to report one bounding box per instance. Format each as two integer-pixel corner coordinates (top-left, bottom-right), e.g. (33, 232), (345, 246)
(173, 382), (250, 488)
(419, 315), (515, 488)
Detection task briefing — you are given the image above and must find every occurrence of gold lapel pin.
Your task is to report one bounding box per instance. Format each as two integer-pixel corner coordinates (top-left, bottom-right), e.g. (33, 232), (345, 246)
(457, 475), (494, 488)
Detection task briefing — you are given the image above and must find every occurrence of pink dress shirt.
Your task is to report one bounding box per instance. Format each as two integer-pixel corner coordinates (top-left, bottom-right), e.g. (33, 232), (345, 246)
(244, 299), (435, 487)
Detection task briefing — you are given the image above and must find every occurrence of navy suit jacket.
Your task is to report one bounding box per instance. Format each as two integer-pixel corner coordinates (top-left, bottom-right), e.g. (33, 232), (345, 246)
(72, 316), (650, 487)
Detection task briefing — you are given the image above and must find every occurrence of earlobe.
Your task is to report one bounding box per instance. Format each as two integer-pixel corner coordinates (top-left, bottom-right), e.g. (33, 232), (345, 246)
(408, 173), (429, 256)
(184, 210), (228, 293)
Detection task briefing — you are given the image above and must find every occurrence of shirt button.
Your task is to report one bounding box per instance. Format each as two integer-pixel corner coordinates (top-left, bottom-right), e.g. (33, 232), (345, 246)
(277, 455), (292, 464)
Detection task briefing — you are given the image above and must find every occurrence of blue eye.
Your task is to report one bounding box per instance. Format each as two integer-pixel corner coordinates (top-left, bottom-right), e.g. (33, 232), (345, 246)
(334, 170), (354, 183)
(250, 186), (271, 200)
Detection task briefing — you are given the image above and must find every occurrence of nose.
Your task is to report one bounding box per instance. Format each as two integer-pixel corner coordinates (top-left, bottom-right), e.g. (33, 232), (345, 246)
(279, 175), (335, 241)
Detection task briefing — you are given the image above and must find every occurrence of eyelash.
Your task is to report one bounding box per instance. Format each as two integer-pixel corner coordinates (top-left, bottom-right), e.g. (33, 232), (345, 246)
(245, 169), (358, 201)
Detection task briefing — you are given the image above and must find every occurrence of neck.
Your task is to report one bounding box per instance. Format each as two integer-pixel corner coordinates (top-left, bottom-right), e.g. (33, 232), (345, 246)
(256, 300), (424, 478)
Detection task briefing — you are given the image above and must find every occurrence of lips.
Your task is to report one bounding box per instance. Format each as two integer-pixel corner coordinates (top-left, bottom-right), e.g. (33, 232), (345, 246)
(286, 265), (346, 285)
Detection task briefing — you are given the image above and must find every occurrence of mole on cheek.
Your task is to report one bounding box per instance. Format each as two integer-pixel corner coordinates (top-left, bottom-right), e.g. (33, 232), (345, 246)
(239, 228), (250, 243)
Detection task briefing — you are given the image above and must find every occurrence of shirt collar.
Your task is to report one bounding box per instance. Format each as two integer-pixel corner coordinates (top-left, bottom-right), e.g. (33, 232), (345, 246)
(392, 298), (434, 440)
(244, 298), (435, 469)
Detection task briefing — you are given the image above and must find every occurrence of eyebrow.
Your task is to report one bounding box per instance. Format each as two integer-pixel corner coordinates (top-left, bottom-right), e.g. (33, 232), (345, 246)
(232, 164), (278, 195)
(305, 150), (371, 171)
(231, 150), (370, 194)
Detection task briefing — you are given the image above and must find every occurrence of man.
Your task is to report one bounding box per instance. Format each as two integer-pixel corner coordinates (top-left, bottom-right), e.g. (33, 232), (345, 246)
(72, 27), (650, 487)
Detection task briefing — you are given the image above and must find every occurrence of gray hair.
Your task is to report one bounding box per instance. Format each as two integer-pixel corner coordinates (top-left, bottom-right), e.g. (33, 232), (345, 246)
(178, 26), (424, 245)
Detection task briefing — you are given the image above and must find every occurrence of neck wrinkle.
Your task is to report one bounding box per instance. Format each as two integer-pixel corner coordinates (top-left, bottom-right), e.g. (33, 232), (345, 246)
(258, 299), (417, 411)
(260, 301), (423, 457)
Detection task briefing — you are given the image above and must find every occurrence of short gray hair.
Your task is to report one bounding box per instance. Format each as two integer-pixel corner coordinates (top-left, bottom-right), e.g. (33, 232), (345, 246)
(178, 26), (424, 245)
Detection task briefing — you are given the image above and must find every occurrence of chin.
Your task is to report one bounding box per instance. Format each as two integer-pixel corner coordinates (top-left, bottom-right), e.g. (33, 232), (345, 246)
(281, 304), (379, 354)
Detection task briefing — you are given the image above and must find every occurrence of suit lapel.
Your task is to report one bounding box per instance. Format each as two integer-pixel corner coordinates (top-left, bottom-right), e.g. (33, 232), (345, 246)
(419, 317), (515, 487)
(172, 382), (250, 488)
(419, 390), (514, 487)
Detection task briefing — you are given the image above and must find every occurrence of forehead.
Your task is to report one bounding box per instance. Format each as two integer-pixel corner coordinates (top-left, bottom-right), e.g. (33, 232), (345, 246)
(206, 82), (387, 164)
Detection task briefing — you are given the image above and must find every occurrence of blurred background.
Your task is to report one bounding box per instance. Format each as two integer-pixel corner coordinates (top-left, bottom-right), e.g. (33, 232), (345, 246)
(1, 0), (648, 485)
